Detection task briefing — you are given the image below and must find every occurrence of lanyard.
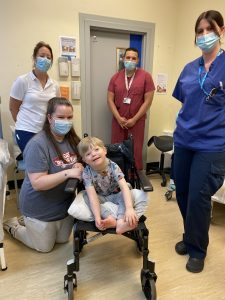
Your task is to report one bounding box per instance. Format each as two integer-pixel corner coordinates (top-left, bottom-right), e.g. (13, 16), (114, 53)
(125, 70), (136, 92)
(198, 67), (208, 96)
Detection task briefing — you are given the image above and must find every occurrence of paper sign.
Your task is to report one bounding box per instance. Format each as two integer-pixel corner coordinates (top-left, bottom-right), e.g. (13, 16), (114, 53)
(60, 86), (70, 100)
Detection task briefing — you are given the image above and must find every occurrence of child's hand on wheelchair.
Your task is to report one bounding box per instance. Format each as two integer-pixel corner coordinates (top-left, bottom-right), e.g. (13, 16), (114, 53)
(124, 208), (138, 227)
(95, 219), (106, 231)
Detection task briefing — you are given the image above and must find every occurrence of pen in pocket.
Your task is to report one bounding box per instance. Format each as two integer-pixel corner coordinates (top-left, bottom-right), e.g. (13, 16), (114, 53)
(219, 81), (223, 90)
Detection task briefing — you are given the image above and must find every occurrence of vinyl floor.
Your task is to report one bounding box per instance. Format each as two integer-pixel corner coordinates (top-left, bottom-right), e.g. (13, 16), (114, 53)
(1, 176), (225, 300)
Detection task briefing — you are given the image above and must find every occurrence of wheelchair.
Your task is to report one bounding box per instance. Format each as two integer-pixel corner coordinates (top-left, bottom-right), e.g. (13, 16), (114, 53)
(63, 135), (157, 300)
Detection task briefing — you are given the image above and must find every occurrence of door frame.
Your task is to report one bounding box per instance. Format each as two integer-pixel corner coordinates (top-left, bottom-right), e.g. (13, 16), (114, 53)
(79, 13), (155, 167)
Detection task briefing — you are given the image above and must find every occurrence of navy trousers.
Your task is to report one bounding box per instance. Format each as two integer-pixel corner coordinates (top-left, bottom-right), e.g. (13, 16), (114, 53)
(174, 146), (225, 259)
(15, 130), (36, 152)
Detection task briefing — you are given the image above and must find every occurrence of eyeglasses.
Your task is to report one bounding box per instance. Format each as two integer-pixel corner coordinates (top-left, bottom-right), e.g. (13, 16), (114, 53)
(206, 87), (218, 101)
(206, 81), (224, 101)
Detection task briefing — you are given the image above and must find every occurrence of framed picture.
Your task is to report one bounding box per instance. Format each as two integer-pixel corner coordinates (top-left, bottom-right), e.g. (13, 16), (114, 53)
(116, 47), (126, 71)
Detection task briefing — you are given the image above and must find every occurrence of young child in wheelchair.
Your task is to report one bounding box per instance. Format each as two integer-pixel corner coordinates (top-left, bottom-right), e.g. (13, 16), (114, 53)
(69, 136), (148, 234)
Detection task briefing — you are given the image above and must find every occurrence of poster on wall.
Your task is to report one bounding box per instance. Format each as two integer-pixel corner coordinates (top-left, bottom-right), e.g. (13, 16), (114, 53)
(156, 73), (168, 94)
(60, 86), (70, 100)
(116, 47), (126, 71)
(59, 36), (76, 59)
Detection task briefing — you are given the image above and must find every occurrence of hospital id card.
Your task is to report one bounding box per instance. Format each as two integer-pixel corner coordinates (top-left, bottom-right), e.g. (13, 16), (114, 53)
(123, 97), (131, 104)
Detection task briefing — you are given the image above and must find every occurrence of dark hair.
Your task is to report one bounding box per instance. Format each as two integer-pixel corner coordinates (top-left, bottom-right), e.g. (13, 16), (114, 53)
(124, 47), (139, 57)
(194, 10), (224, 44)
(32, 41), (53, 63)
(43, 97), (81, 163)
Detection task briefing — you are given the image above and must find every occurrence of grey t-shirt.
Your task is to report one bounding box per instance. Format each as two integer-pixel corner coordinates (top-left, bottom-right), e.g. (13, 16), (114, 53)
(19, 131), (78, 221)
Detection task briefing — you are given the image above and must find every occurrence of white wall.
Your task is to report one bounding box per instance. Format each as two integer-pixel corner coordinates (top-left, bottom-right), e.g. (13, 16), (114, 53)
(1, 0), (225, 175)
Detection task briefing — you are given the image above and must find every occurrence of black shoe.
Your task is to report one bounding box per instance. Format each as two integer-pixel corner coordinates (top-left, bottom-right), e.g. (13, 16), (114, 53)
(186, 257), (204, 273)
(175, 241), (187, 255)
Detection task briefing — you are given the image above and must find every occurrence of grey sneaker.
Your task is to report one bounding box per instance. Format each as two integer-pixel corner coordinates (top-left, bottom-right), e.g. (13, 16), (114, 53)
(3, 217), (20, 237)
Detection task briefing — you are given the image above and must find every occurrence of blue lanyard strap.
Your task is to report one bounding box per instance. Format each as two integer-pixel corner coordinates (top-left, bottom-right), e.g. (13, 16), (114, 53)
(198, 67), (209, 96)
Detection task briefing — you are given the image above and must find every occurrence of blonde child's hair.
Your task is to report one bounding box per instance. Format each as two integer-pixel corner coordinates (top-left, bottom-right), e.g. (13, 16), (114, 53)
(77, 136), (105, 158)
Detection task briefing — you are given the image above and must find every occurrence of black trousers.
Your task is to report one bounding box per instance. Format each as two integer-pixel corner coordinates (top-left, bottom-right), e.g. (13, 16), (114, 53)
(174, 146), (225, 259)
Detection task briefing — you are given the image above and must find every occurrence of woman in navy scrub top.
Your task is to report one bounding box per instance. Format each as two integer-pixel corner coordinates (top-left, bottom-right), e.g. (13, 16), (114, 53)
(173, 10), (225, 273)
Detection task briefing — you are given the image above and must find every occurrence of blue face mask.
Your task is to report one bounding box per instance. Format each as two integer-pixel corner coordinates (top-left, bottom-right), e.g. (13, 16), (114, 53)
(124, 60), (137, 71)
(35, 56), (52, 72)
(51, 119), (73, 136)
(196, 32), (220, 53)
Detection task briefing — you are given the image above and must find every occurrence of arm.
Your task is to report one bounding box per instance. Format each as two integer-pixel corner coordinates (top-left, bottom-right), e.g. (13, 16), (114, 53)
(28, 163), (83, 191)
(85, 185), (103, 228)
(118, 177), (138, 226)
(125, 91), (154, 128)
(107, 91), (127, 128)
(9, 97), (22, 122)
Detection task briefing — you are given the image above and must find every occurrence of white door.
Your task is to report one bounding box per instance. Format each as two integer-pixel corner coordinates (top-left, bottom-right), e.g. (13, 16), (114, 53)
(90, 29), (130, 144)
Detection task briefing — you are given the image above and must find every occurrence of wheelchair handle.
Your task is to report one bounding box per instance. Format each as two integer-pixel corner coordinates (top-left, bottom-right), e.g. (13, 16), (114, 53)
(65, 178), (79, 193)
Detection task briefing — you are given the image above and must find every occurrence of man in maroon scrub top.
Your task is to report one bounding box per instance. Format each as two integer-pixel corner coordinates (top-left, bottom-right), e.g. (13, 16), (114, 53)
(107, 47), (155, 170)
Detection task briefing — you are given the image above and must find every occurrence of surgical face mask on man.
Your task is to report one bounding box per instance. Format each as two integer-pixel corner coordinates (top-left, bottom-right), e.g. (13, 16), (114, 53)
(124, 60), (137, 71)
(196, 32), (220, 53)
(51, 119), (73, 136)
(35, 56), (52, 72)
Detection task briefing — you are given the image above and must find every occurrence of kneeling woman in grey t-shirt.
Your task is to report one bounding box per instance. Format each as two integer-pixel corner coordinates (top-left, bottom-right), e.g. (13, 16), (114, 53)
(4, 97), (83, 252)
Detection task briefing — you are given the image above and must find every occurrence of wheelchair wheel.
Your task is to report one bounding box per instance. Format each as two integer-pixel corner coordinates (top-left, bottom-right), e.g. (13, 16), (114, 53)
(161, 175), (167, 187)
(161, 181), (166, 187)
(67, 280), (74, 300)
(66, 273), (77, 300)
(165, 190), (173, 201)
(141, 270), (157, 300)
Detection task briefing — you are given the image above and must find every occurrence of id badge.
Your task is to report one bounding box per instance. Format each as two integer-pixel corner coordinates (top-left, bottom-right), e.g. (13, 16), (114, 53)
(123, 97), (131, 104)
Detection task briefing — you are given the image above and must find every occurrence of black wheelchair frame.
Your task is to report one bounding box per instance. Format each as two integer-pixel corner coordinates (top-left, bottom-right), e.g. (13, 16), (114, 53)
(63, 135), (157, 300)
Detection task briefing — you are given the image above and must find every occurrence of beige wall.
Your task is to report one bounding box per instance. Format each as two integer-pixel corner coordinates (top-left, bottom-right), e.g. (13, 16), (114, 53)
(1, 0), (225, 169)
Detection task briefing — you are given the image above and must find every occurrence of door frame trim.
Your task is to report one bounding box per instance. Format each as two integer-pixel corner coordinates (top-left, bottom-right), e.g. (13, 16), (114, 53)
(79, 13), (155, 166)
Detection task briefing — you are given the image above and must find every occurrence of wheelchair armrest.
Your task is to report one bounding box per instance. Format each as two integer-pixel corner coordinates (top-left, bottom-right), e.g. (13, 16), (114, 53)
(65, 178), (80, 193)
(137, 170), (153, 192)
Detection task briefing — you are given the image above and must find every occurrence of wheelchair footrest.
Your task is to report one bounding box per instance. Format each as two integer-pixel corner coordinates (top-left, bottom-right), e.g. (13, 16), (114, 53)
(86, 232), (103, 243)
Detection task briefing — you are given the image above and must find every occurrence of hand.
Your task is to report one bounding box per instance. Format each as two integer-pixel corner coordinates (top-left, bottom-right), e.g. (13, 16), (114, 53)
(95, 218), (106, 231)
(117, 116), (128, 129)
(67, 165), (83, 180)
(72, 162), (84, 171)
(124, 208), (138, 227)
(124, 118), (136, 128)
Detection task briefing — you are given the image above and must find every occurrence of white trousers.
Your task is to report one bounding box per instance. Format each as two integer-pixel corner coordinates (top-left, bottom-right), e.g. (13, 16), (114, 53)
(14, 215), (74, 252)
(68, 189), (148, 222)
